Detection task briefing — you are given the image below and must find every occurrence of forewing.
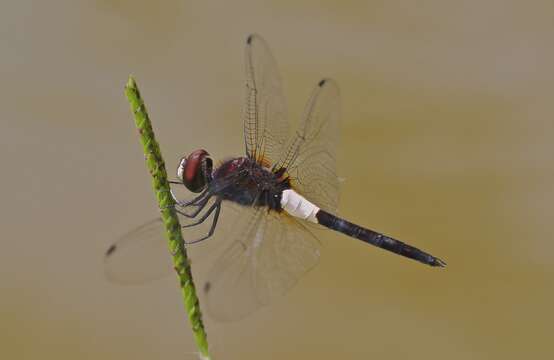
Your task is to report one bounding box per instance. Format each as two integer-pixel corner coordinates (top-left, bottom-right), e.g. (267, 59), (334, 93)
(274, 79), (341, 213)
(104, 218), (172, 284)
(104, 199), (239, 285)
(203, 209), (321, 321)
(243, 34), (289, 165)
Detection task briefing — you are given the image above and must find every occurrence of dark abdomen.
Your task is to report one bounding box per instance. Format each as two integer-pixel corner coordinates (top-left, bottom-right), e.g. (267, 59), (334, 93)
(316, 210), (446, 267)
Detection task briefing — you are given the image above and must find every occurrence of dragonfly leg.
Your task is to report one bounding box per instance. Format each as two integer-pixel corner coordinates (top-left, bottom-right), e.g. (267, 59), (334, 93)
(169, 200), (219, 254)
(182, 201), (219, 228)
(184, 200), (222, 245)
(171, 188), (209, 207)
(174, 194), (213, 218)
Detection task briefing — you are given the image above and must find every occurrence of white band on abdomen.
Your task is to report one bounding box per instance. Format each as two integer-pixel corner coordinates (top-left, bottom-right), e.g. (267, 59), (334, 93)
(280, 189), (320, 223)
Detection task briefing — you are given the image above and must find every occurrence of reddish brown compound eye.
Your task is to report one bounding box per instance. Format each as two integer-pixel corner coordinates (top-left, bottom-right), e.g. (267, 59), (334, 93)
(176, 149), (213, 193)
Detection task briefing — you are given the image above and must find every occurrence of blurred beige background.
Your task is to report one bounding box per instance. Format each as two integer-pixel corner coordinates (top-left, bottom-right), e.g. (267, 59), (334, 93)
(2, 0), (553, 359)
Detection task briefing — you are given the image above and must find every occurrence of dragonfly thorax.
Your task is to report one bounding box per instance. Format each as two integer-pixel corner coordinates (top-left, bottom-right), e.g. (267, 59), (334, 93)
(213, 156), (290, 210)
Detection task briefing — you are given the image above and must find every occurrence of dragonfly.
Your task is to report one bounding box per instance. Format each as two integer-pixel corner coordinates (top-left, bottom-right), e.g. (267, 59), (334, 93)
(105, 34), (446, 321)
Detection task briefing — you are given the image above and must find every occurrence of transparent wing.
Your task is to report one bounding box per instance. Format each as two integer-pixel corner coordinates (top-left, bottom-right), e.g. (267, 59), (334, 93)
(274, 79), (341, 213)
(202, 208), (321, 321)
(104, 218), (173, 284)
(104, 198), (239, 285)
(243, 34), (289, 165)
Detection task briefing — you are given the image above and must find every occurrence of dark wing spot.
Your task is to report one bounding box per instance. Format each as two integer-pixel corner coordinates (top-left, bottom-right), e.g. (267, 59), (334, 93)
(318, 79), (326, 87)
(204, 281), (211, 293)
(247, 34), (253, 44)
(105, 244), (117, 257)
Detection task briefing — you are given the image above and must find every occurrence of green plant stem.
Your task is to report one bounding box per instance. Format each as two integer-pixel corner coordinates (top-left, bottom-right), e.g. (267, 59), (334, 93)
(124, 76), (211, 360)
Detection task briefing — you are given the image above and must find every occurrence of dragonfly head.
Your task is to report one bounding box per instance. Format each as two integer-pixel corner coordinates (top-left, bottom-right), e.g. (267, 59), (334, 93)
(177, 149), (213, 193)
